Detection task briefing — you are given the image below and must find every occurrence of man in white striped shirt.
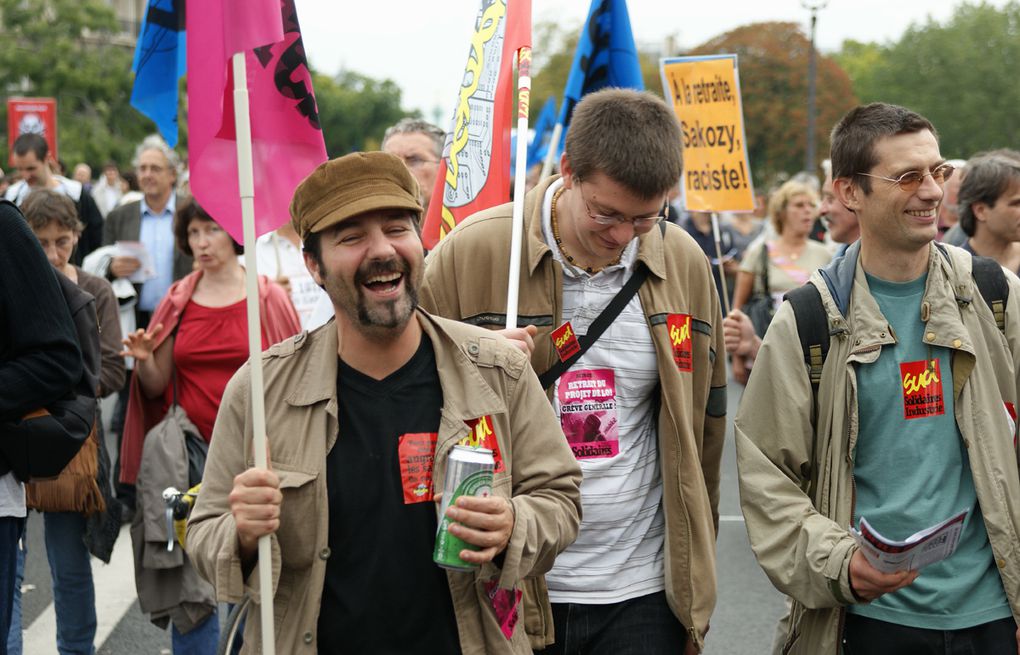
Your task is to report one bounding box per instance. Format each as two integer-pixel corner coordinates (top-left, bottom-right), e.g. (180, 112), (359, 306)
(422, 89), (727, 654)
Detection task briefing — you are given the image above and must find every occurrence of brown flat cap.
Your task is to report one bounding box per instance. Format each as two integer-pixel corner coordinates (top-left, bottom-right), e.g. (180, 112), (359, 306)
(290, 151), (422, 239)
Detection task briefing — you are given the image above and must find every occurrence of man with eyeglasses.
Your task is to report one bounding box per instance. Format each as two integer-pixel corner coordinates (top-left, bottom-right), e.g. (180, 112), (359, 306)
(736, 102), (1020, 655)
(382, 118), (445, 213)
(421, 88), (726, 655)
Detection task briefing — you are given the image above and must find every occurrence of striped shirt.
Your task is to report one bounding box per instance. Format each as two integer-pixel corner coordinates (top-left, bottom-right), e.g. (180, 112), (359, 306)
(541, 179), (665, 604)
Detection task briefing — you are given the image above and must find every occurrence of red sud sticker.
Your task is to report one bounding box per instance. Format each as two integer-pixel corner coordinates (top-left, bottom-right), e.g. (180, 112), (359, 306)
(667, 313), (693, 372)
(551, 321), (581, 362)
(460, 415), (506, 474)
(397, 432), (438, 504)
(900, 360), (945, 420)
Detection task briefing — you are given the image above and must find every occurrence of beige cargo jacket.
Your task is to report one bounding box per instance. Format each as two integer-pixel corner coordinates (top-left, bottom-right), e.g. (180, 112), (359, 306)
(187, 310), (582, 654)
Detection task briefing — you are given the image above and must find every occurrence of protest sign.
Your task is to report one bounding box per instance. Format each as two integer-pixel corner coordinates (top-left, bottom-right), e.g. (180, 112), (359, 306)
(660, 55), (754, 212)
(7, 97), (57, 166)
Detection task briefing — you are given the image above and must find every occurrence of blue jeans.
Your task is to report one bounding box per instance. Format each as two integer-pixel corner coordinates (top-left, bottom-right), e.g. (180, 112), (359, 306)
(171, 610), (219, 655)
(45, 512), (96, 654)
(542, 591), (688, 655)
(6, 513), (97, 655)
(0, 517), (24, 655)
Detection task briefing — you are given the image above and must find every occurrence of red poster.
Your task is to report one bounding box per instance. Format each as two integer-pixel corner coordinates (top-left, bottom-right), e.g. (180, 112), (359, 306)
(397, 432), (438, 504)
(7, 98), (57, 166)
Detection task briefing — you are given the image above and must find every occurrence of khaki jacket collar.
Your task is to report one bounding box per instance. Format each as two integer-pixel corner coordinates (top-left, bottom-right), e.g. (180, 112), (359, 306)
(282, 311), (507, 423)
(523, 176), (668, 280)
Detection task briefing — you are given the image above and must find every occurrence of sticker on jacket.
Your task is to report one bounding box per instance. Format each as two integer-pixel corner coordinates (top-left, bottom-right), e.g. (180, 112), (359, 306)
(398, 432), (437, 504)
(484, 579), (522, 640)
(551, 321), (581, 362)
(558, 369), (620, 459)
(667, 313), (693, 372)
(900, 360), (945, 419)
(460, 415), (506, 474)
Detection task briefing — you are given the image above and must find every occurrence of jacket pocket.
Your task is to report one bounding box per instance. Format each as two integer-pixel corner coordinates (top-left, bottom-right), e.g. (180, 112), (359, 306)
(522, 575), (553, 649)
(275, 468), (318, 570)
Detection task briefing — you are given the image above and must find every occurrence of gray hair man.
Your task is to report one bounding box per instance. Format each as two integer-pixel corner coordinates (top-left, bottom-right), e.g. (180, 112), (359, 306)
(382, 118), (444, 212)
(957, 149), (1020, 274)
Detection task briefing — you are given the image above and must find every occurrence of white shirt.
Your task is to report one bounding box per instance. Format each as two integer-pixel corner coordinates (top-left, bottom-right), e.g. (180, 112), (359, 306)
(541, 179), (666, 604)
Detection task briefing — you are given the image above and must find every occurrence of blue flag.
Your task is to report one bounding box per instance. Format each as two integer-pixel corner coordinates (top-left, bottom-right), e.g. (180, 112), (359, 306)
(527, 96), (557, 169)
(554, 0), (643, 157)
(130, 0), (186, 147)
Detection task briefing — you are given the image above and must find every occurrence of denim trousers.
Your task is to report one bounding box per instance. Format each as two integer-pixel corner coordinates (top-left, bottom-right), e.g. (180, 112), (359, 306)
(541, 591), (688, 655)
(842, 612), (1018, 655)
(0, 517), (24, 655)
(171, 610), (220, 655)
(6, 512), (97, 655)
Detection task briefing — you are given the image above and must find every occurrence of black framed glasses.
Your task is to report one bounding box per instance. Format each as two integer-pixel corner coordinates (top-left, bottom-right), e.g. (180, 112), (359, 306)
(857, 163), (955, 192)
(579, 182), (669, 231)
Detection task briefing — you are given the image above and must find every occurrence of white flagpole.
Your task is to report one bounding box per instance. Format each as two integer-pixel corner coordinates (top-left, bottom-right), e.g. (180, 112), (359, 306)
(539, 121), (562, 180)
(231, 51), (276, 655)
(710, 212), (731, 315)
(506, 46), (533, 329)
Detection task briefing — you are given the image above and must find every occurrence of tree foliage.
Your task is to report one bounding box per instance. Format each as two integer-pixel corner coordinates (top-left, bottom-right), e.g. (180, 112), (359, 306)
(688, 22), (858, 187)
(836, 1), (1020, 158)
(313, 70), (415, 157)
(0, 0), (153, 170)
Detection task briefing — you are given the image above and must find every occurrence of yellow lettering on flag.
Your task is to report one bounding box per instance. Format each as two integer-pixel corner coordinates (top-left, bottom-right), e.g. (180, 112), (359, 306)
(660, 55), (755, 212)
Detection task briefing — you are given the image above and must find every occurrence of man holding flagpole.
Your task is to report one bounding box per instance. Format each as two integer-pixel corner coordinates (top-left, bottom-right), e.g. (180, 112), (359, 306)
(422, 89), (725, 654)
(188, 152), (582, 654)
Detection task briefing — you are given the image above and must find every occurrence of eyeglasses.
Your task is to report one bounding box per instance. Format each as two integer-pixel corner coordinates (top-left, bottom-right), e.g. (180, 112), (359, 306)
(579, 182), (669, 231)
(400, 155), (439, 170)
(857, 163), (955, 192)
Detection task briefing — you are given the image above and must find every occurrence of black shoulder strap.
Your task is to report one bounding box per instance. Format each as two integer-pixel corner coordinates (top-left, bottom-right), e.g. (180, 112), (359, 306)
(971, 254), (1009, 333)
(538, 262), (650, 390)
(784, 283), (829, 394)
(537, 221), (666, 390)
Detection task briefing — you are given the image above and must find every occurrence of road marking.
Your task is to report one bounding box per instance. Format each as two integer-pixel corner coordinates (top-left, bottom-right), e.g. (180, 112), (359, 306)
(719, 514), (745, 522)
(23, 524), (136, 653)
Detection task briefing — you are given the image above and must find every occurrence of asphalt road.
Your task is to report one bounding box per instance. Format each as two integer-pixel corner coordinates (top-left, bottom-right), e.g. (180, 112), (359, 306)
(19, 375), (787, 654)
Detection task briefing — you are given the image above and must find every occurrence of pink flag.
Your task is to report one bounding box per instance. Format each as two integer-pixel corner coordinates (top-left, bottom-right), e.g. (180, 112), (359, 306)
(187, 0), (328, 244)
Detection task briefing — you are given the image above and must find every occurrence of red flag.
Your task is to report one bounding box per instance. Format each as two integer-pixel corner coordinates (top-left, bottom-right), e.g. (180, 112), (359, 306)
(187, 0), (328, 244)
(422, 0), (532, 250)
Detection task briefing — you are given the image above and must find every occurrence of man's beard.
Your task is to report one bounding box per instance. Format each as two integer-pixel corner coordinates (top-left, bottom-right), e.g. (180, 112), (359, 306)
(325, 256), (419, 337)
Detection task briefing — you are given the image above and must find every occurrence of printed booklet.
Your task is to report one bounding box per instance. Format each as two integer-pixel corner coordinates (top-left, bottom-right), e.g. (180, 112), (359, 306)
(851, 509), (969, 574)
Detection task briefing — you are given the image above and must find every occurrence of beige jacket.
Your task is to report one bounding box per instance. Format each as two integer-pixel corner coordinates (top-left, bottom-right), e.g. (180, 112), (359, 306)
(187, 311), (582, 654)
(421, 176), (728, 651)
(736, 242), (1020, 655)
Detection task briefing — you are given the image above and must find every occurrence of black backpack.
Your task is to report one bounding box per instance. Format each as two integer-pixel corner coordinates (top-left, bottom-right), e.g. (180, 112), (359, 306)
(785, 254), (1009, 398)
(0, 271), (101, 481)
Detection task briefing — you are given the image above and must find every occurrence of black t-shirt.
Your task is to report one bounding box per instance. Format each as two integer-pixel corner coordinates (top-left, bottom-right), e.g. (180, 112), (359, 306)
(317, 335), (461, 655)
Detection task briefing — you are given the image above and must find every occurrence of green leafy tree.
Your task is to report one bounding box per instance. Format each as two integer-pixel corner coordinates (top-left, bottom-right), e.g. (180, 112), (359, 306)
(313, 70), (415, 157)
(688, 22), (858, 187)
(836, 1), (1020, 158)
(0, 0), (154, 170)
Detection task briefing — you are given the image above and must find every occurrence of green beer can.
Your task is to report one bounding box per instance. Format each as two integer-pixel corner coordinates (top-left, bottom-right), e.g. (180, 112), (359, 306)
(434, 444), (495, 571)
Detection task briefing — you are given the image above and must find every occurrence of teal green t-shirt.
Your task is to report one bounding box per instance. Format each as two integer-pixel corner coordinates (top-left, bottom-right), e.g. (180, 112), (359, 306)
(850, 272), (1011, 629)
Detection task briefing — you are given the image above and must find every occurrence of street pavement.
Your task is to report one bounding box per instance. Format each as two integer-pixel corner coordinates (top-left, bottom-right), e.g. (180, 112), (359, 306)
(19, 374), (786, 654)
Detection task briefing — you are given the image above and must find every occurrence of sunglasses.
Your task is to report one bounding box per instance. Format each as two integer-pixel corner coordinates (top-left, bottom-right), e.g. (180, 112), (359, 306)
(857, 163), (955, 192)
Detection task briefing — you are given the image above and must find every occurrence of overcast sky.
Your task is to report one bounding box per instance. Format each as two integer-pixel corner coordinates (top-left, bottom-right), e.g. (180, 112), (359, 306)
(298, 0), (1002, 120)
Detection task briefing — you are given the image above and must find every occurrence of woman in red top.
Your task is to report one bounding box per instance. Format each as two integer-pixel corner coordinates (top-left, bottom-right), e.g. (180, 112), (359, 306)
(119, 198), (299, 653)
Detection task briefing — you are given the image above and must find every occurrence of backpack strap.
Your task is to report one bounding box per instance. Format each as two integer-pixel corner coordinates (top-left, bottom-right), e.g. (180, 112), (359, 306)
(971, 254), (1009, 333)
(784, 283), (830, 394)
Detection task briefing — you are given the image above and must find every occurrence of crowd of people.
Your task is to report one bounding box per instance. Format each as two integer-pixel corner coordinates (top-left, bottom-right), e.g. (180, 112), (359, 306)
(1, 90), (1019, 655)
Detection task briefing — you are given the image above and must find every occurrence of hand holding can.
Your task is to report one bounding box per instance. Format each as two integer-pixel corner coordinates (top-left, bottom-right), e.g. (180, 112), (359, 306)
(434, 445), (497, 570)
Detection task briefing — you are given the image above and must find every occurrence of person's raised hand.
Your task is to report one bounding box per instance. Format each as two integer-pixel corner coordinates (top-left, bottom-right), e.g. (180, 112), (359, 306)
(110, 256), (141, 279)
(496, 325), (538, 356)
(120, 323), (164, 361)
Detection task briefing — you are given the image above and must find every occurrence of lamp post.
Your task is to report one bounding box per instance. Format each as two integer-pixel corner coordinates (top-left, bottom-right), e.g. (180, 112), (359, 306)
(802, 1), (828, 173)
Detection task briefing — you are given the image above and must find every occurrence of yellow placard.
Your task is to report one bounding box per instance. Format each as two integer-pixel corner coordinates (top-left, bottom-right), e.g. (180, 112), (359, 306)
(660, 55), (755, 212)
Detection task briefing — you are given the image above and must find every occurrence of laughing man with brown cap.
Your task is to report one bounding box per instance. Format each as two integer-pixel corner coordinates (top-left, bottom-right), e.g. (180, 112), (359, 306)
(187, 151), (582, 655)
